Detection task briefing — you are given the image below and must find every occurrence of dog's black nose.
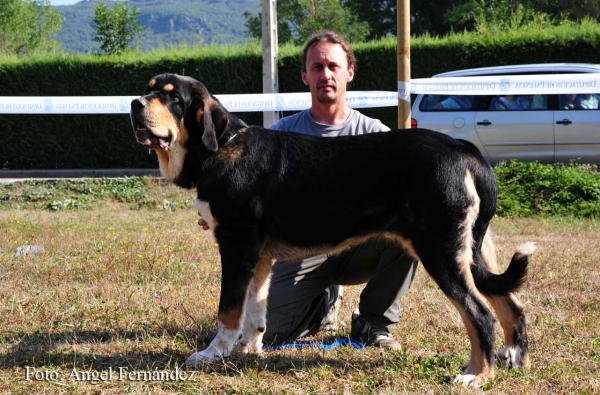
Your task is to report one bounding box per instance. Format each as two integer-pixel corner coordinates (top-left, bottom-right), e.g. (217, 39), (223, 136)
(131, 98), (147, 109)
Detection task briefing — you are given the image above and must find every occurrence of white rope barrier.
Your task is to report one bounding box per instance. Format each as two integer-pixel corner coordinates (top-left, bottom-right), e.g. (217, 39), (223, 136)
(1, 74), (598, 114)
(0, 91), (398, 114)
(407, 73), (600, 96)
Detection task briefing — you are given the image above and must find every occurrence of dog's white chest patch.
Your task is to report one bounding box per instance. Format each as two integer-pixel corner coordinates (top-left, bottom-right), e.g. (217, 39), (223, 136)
(194, 199), (217, 230)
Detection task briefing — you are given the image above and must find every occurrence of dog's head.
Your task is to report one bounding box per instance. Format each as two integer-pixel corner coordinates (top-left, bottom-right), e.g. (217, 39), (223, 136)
(130, 73), (234, 183)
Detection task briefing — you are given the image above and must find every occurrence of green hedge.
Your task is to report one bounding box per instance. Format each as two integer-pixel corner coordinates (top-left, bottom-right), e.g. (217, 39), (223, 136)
(3, 22), (600, 170)
(2, 162), (598, 217)
(495, 161), (600, 217)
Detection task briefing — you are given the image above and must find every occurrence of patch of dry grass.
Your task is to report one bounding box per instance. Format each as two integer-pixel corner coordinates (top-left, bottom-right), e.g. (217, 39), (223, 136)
(0, 188), (599, 394)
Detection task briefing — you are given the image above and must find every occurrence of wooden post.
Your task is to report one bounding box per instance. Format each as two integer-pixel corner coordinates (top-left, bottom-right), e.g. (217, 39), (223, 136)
(262, 0), (279, 127)
(397, 0), (411, 129)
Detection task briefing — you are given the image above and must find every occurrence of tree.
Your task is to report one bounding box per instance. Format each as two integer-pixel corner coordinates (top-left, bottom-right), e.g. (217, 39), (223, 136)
(243, 0), (600, 43)
(444, 0), (586, 33)
(244, 0), (369, 44)
(442, 0), (600, 35)
(525, 0), (600, 21)
(342, 0), (396, 40)
(411, 0), (464, 36)
(92, 1), (145, 55)
(0, 0), (62, 55)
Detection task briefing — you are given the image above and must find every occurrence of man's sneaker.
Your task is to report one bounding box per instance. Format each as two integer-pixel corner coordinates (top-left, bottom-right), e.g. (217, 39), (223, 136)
(320, 285), (344, 332)
(350, 309), (401, 350)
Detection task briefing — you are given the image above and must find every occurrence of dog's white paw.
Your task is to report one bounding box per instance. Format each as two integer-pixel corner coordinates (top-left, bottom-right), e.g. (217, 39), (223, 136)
(239, 285), (267, 354)
(453, 374), (480, 388)
(238, 318), (265, 354)
(185, 346), (224, 366)
(497, 346), (526, 369)
(185, 330), (238, 366)
(237, 333), (264, 354)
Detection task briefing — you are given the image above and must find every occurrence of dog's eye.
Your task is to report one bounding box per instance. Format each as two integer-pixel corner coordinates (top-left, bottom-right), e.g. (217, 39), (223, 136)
(170, 95), (184, 116)
(170, 93), (182, 104)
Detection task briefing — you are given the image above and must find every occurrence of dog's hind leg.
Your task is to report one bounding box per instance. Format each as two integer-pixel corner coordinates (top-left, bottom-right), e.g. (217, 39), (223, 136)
(479, 232), (532, 369)
(486, 294), (529, 369)
(419, 247), (498, 388)
(238, 256), (272, 354)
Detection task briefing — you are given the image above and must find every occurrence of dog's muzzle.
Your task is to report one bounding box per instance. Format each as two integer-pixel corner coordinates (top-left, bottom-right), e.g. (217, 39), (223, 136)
(130, 98), (172, 150)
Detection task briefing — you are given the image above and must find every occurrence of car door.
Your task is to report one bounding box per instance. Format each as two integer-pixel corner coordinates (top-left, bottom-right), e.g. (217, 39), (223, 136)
(554, 93), (600, 164)
(474, 94), (554, 164)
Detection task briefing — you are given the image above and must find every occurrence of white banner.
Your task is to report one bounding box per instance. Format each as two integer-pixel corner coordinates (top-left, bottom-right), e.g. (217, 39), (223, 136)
(408, 73), (600, 96)
(0, 91), (398, 114)
(2, 73), (599, 114)
(397, 81), (411, 103)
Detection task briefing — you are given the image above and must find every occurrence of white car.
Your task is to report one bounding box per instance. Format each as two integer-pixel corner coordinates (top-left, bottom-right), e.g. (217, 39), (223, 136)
(411, 63), (600, 165)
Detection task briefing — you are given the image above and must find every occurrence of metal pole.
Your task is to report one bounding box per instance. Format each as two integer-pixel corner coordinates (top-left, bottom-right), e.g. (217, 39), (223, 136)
(397, 0), (411, 129)
(262, 0), (279, 127)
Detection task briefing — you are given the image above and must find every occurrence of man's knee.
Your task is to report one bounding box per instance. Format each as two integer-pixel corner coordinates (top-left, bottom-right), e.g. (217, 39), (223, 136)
(263, 311), (295, 345)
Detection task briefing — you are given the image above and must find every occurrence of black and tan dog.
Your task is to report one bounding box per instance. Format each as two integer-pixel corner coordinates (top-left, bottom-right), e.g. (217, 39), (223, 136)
(130, 73), (534, 388)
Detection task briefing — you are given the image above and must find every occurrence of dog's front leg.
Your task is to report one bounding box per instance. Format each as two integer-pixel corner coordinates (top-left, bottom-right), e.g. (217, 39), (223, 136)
(238, 256), (272, 354)
(185, 252), (254, 366)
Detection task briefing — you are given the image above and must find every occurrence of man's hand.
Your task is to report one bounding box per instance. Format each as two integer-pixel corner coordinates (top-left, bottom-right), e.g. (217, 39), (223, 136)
(198, 211), (210, 230)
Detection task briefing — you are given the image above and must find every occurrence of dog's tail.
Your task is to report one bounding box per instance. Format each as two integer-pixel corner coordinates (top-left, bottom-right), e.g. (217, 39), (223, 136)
(474, 242), (535, 295)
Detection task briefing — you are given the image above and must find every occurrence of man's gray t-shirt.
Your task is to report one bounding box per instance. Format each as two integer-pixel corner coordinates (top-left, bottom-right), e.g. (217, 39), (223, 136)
(270, 108), (390, 136)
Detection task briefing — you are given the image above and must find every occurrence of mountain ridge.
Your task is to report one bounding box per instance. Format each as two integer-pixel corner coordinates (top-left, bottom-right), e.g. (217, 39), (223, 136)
(52, 0), (260, 53)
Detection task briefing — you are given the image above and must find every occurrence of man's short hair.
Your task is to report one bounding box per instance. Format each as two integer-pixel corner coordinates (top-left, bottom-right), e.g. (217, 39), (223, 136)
(301, 30), (357, 72)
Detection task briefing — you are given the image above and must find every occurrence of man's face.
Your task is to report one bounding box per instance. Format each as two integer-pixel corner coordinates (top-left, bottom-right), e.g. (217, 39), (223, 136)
(302, 41), (354, 104)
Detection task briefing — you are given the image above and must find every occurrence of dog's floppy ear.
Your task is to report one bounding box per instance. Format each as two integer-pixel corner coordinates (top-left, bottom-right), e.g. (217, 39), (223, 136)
(191, 82), (229, 153)
(201, 97), (228, 152)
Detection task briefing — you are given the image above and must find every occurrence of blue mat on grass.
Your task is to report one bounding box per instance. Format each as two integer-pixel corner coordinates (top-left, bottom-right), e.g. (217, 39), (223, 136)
(266, 338), (365, 351)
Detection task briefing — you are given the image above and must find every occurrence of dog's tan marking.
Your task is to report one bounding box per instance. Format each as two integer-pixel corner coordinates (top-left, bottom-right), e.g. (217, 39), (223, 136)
(451, 300), (495, 387)
(217, 128), (247, 164)
(327, 233), (421, 261)
(261, 232), (420, 262)
(163, 83), (174, 92)
(382, 233), (420, 260)
(146, 101), (188, 182)
(178, 118), (189, 145)
(217, 144), (244, 164)
(480, 236), (531, 368)
(328, 235), (374, 255)
(450, 170), (481, 300)
(253, 256), (273, 302)
(148, 79), (156, 88)
(261, 238), (328, 261)
(485, 294), (525, 343)
(481, 228), (498, 272)
(452, 170), (494, 387)
(145, 97), (178, 138)
(218, 307), (243, 331)
(155, 144), (187, 182)
(195, 108), (204, 124)
(458, 170), (480, 270)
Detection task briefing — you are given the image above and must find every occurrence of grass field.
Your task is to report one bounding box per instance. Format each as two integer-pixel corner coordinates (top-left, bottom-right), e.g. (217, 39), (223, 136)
(0, 179), (599, 394)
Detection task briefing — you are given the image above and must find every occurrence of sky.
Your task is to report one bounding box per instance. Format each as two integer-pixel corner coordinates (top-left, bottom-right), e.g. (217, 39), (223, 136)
(50, 0), (82, 5)
(50, 0), (125, 3)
